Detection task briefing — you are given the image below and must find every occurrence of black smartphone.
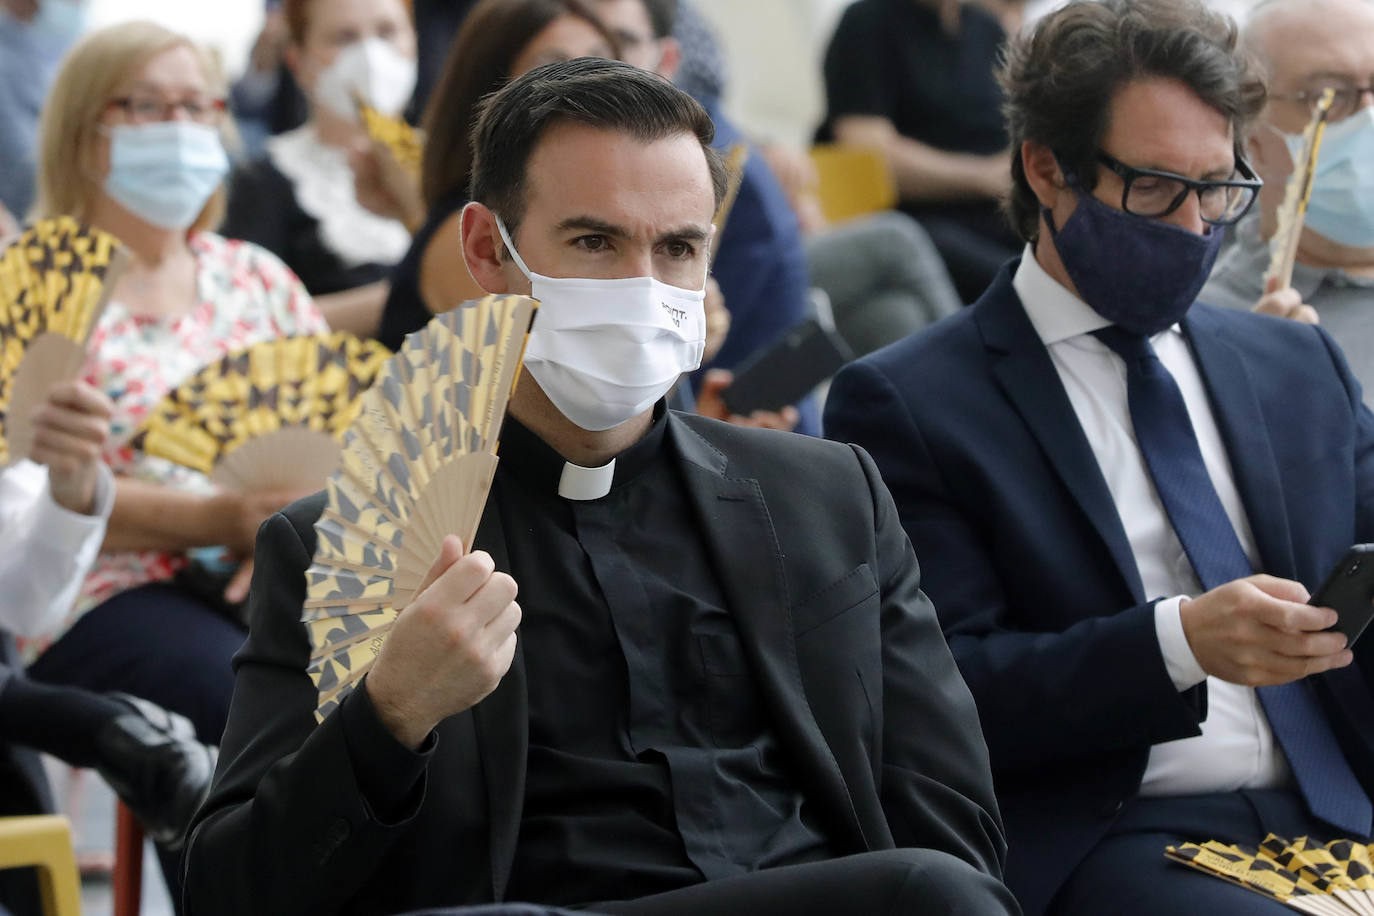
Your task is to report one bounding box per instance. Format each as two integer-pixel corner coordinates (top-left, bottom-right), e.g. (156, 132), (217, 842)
(720, 317), (854, 417)
(1312, 544), (1374, 647)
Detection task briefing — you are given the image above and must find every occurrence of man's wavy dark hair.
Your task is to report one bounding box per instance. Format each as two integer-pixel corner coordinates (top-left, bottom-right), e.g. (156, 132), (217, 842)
(999, 0), (1267, 241)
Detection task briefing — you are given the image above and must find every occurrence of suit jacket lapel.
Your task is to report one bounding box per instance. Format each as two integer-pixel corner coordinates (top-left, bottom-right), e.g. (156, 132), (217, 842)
(469, 491), (526, 901)
(974, 273), (1146, 602)
(1183, 308), (1297, 579)
(668, 415), (869, 850)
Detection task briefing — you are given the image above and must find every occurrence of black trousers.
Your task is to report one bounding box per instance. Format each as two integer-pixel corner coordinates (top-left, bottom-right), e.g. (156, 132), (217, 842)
(397, 852), (1017, 916)
(27, 582), (247, 745)
(591, 850), (1019, 916)
(1049, 790), (1352, 916)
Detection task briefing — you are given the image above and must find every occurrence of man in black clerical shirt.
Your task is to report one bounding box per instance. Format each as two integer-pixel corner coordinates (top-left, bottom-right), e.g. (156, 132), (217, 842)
(183, 59), (1017, 916)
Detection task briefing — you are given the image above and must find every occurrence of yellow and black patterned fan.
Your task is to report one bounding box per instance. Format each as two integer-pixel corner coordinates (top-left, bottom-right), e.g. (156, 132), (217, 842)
(133, 332), (391, 491)
(356, 97), (423, 185)
(303, 294), (537, 723)
(0, 216), (128, 467)
(1167, 835), (1374, 914)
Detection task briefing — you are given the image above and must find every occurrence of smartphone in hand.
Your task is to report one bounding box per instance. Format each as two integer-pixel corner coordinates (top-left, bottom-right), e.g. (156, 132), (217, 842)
(1312, 544), (1374, 647)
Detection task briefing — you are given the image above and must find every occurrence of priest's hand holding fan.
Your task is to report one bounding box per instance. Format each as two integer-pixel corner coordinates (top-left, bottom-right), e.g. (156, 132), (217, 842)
(364, 538), (520, 750)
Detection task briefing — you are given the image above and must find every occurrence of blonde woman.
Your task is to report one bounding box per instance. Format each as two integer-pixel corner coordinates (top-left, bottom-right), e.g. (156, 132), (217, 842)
(23, 21), (326, 752)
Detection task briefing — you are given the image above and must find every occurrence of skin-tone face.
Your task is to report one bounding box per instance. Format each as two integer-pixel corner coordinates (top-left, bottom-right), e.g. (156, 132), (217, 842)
(461, 121), (715, 462)
(91, 43), (214, 206)
(287, 0), (416, 98)
(1245, 0), (1374, 263)
(1023, 76), (1235, 296)
(591, 0), (681, 78)
(509, 15), (615, 78)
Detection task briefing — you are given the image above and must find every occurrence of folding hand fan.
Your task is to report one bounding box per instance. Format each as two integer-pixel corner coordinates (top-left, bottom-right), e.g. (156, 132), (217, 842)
(1167, 835), (1374, 914)
(132, 332), (391, 491)
(356, 98), (423, 185)
(1265, 88), (1336, 291)
(0, 216), (128, 466)
(302, 294), (538, 722)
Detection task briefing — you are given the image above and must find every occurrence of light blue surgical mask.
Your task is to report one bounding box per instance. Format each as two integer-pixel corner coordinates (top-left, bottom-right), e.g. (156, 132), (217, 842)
(1284, 106), (1374, 248)
(103, 122), (229, 230)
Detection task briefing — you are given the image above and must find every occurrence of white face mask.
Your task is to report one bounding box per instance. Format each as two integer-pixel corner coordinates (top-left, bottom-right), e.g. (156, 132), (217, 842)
(1284, 106), (1374, 248)
(493, 213), (708, 432)
(314, 36), (416, 121)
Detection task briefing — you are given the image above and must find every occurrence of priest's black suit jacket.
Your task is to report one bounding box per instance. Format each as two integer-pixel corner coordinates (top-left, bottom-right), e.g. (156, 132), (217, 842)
(182, 412), (1007, 916)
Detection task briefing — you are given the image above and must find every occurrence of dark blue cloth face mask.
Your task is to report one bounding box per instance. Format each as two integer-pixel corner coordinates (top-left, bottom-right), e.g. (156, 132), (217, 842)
(1043, 184), (1224, 336)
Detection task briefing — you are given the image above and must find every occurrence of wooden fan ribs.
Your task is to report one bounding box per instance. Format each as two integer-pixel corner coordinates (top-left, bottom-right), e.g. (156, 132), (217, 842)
(0, 216), (127, 467)
(133, 331), (390, 490)
(304, 294), (537, 723)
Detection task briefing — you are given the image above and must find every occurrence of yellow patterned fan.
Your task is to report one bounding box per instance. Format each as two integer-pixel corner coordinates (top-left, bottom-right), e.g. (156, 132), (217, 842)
(302, 294), (538, 722)
(356, 97), (423, 185)
(133, 332), (391, 491)
(0, 216), (128, 467)
(1264, 88), (1336, 291)
(1167, 835), (1374, 914)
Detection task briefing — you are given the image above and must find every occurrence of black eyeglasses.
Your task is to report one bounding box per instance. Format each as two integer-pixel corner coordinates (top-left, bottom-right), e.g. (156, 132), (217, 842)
(1094, 151), (1262, 226)
(1272, 80), (1374, 122)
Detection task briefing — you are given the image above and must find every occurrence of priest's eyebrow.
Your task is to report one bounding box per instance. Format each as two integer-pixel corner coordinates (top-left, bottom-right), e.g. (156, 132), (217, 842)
(554, 216), (711, 247)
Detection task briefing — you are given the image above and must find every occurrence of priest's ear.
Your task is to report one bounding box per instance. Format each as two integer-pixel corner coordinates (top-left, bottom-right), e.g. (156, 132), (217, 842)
(460, 202), (516, 295)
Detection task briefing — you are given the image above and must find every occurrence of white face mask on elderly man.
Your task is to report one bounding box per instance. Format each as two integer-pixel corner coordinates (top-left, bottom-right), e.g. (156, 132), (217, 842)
(493, 213), (708, 432)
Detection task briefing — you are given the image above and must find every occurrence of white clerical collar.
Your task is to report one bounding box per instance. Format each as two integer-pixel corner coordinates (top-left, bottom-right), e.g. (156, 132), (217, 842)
(558, 458), (616, 501)
(1012, 243), (1181, 346)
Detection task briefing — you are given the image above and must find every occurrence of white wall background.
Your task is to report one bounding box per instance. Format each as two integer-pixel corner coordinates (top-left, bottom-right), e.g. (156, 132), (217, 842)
(85, 0), (265, 82)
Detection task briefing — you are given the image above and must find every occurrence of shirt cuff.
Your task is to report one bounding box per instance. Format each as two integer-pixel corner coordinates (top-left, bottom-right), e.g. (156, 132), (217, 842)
(1154, 595), (1208, 691)
(32, 464), (113, 549)
(339, 676), (436, 823)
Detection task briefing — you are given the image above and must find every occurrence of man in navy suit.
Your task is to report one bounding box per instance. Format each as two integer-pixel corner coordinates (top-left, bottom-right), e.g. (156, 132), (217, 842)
(825, 1), (1374, 914)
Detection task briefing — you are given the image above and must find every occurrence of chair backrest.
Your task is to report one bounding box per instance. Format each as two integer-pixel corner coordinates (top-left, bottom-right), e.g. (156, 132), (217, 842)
(809, 144), (898, 224)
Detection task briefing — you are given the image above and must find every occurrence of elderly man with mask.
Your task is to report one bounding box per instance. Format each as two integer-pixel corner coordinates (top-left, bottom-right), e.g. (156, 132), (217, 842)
(1202, 0), (1374, 402)
(184, 58), (1016, 916)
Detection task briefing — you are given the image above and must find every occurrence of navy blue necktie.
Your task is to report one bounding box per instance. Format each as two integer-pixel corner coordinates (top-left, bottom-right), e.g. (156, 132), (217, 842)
(1094, 326), (1372, 837)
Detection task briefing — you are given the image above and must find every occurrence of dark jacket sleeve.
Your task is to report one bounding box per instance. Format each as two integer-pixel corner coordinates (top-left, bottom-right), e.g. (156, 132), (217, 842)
(852, 444), (1008, 877)
(182, 503), (435, 916)
(824, 359), (1204, 778)
(221, 159), (294, 258)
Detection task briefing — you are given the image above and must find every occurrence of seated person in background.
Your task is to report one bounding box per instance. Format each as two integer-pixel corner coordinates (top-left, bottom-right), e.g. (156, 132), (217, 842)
(760, 141), (961, 358)
(0, 381), (214, 910)
(375, 0), (615, 352)
(590, 0), (819, 434)
(1201, 0), (1374, 404)
(24, 21), (326, 754)
(819, 0), (1024, 303)
(825, 2), (1374, 914)
(0, 0), (88, 219)
(222, 0), (417, 337)
(185, 58), (1017, 916)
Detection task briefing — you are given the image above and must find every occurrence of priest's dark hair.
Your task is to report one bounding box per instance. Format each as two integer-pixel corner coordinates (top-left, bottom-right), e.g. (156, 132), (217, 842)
(999, 0), (1266, 241)
(468, 57), (727, 237)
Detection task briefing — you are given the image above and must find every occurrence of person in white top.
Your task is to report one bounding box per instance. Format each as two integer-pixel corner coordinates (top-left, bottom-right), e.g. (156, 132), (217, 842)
(0, 381), (213, 890)
(825, 1), (1374, 915)
(0, 380), (114, 637)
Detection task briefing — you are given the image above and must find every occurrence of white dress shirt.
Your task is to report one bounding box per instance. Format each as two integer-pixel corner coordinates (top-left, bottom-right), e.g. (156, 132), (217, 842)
(0, 460), (113, 639)
(1012, 247), (1291, 795)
